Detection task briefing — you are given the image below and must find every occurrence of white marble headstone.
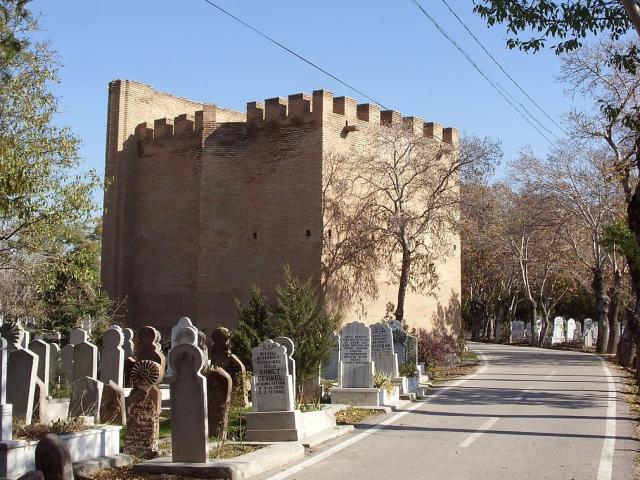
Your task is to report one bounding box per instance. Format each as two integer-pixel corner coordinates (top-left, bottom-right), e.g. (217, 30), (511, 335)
(370, 323), (399, 377)
(323, 332), (340, 381)
(552, 317), (565, 344)
(339, 322), (374, 388)
(100, 326), (124, 387)
(251, 339), (294, 412)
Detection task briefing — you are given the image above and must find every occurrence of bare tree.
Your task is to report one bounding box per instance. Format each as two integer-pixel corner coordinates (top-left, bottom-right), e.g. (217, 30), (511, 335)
(346, 123), (498, 323)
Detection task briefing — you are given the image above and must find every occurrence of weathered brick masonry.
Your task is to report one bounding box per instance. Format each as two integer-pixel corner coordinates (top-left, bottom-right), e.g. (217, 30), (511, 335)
(102, 80), (461, 336)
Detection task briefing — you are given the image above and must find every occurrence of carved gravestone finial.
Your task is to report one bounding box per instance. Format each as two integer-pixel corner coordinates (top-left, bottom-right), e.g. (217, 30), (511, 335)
(124, 359), (162, 459)
(1, 322), (24, 352)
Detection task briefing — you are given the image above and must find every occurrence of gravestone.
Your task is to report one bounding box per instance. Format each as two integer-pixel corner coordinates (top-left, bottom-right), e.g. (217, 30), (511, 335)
(511, 321), (525, 342)
(72, 340), (98, 383)
(593, 324), (599, 343)
(122, 328), (134, 360)
(49, 343), (60, 385)
(175, 326), (198, 346)
(0, 337), (12, 441)
(29, 339), (50, 396)
(204, 366), (232, 439)
(322, 332), (340, 381)
(69, 376), (103, 419)
(60, 344), (74, 384)
(406, 334), (418, 364)
(100, 326), (124, 386)
(21, 331), (30, 349)
(1, 322), (24, 352)
(339, 322), (374, 388)
(552, 317), (565, 344)
(35, 434), (73, 480)
(251, 339), (294, 412)
(125, 326), (166, 386)
(388, 320), (402, 332)
(370, 323), (398, 377)
(210, 327), (248, 407)
(124, 359), (162, 459)
(169, 343), (208, 463)
(100, 380), (126, 426)
(32, 378), (48, 424)
(7, 348), (38, 424)
(567, 319), (576, 342)
(274, 336), (296, 395)
(573, 322), (582, 342)
(584, 318), (594, 332)
(69, 327), (87, 346)
(167, 317), (198, 377)
(392, 327), (409, 364)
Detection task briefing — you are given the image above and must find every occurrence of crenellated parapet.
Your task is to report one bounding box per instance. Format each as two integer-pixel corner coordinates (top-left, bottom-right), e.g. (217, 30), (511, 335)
(243, 89), (458, 144)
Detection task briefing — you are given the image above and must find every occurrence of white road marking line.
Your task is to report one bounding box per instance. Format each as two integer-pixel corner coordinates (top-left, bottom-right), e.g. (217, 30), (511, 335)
(458, 417), (499, 448)
(264, 351), (489, 480)
(544, 369), (557, 379)
(596, 361), (616, 480)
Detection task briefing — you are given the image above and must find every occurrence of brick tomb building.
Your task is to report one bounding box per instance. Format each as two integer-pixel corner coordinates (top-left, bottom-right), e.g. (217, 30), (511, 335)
(101, 80), (461, 336)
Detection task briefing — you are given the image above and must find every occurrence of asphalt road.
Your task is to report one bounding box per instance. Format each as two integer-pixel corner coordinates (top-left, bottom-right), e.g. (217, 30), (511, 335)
(259, 343), (638, 480)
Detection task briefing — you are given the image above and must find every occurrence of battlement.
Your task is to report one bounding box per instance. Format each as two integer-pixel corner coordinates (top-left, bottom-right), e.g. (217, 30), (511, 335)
(133, 90), (457, 145)
(244, 90), (458, 144)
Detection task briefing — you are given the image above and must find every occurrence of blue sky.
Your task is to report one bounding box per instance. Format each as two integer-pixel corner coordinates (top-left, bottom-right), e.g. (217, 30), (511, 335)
(30, 0), (577, 204)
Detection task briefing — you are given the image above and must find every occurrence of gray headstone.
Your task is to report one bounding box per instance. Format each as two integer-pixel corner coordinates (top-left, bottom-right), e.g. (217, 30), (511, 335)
(167, 318), (198, 377)
(69, 376), (103, 419)
(29, 339), (50, 396)
(323, 332), (340, 381)
(511, 321), (525, 341)
(60, 344), (74, 383)
(122, 328), (134, 360)
(49, 343), (60, 384)
(388, 320), (402, 331)
(339, 321), (374, 388)
(175, 326), (198, 346)
(0, 337), (12, 441)
(169, 343), (208, 463)
(251, 339), (294, 412)
(274, 336), (296, 395)
(370, 323), (399, 377)
(406, 334), (418, 364)
(100, 326), (124, 387)
(72, 341), (98, 383)
(69, 328), (88, 346)
(7, 348), (38, 424)
(392, 328), (409, 364)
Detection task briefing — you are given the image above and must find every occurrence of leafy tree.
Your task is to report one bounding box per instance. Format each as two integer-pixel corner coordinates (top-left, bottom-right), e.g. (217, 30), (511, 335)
(0, 0), (104, 332)
(231, 286), (270, 368)
(231, 268), (339, 396)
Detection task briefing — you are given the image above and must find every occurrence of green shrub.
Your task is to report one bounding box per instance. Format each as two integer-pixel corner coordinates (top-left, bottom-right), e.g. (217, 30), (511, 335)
(231, 267), (340, 398)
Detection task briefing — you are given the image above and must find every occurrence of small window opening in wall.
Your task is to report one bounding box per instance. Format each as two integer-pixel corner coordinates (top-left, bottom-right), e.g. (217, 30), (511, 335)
(453, 244), (456, 251)
(253, 232), (257, 240)
(306, 229), (311, 238)
(328, 229), (332, 238)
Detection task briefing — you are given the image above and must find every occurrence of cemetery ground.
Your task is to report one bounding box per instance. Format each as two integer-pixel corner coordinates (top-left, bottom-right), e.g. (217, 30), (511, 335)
(252, 343), (638, 480)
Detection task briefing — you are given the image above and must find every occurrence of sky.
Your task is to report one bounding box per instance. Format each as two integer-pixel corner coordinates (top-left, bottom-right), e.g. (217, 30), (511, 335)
(30, 0), (579, 205)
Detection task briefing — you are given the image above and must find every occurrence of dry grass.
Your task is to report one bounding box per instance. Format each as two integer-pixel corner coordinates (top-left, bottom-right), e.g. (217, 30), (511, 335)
(335, 407), (385, 425)
(428, 363), (477, 384)
(209, 442), (262, 458)
(15, 416), (90, 441)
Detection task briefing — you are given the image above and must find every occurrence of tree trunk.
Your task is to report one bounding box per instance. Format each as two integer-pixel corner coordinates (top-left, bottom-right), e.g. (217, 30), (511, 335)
(394, 246), (411, 322)
(530, 302), (538, 346)
(618, 314), (636, 368)
(495, 302), (506, 343)
(607, 269), (623, 354)
(487, 315), (494, 340)
(592, 267), (610, 354)
(538, 314), (548, 347)
(626, 145), (640, 382)
(471, 299), (482, 341)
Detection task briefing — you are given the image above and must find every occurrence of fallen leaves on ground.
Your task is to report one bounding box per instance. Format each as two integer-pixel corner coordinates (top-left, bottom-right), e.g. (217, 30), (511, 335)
(335, 407), (385, 425)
